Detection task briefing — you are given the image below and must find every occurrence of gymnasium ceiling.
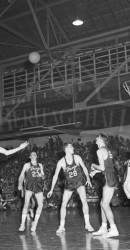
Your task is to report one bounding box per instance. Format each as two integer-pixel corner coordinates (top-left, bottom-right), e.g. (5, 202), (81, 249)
(0, 0), (130, 65)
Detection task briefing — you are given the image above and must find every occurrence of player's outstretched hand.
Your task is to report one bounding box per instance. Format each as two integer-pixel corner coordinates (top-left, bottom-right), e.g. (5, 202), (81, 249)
(90, 169), (101, 178)
(91, 163), (95, 171)
(18, 185), (24, 197)
(90, 170), (96, 178)
(86, 178), (92, 187)
(47, 190), (53, 198)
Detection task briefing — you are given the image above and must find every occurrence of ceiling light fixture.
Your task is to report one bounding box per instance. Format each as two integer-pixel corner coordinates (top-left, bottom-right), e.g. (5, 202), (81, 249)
(72, 19), (83, 26)
(72, 0), (83, 26)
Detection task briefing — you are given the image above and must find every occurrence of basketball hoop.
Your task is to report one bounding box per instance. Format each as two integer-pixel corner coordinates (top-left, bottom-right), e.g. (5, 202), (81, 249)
(123, 81), (130, 96)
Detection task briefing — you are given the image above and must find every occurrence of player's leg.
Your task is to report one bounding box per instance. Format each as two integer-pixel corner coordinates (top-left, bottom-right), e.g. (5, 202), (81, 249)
(77, 185), (94, 232)
(93, 184), (108, 236)
(29, 195), (36, 219)
(101, 186), (119, 237)
(56, 189), (73, 234)
(31, 192), (43, 232)
(92, 196), (108, 236)
(19, 190), (32, 231)
(93, 185), (118, 236)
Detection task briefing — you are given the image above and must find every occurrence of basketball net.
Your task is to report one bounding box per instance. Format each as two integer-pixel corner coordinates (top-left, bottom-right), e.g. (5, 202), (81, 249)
(123, 81), (130, 96)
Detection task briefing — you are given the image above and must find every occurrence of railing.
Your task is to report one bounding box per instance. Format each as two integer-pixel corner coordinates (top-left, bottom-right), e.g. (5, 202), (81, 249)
(2, 42), (130, 105)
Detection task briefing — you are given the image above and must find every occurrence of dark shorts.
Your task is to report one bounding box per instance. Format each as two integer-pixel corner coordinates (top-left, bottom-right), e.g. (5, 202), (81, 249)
(105, 172), (119, 188)
(65, 177), (86, 191)
(26, 178), (43, 193)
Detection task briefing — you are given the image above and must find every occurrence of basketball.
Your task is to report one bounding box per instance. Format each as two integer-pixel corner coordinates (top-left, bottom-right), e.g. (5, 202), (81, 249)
(29, 52), (40, 64)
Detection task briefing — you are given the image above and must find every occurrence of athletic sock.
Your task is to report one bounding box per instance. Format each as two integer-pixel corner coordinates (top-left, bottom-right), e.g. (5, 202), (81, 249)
(21, 214), (27, 225)
(60, 220), (65, 228)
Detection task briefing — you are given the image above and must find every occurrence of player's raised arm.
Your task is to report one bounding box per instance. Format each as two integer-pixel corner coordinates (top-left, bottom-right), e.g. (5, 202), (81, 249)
(0, 141), (29, 156)
(47, 160), (62, 198)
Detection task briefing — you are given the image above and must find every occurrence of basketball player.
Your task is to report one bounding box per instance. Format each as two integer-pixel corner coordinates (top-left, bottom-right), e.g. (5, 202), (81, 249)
(47, 142), (94, 234)
(18, 151), (44, 232)
(90, 134), (119, 237)
(0, 141), (29, 155)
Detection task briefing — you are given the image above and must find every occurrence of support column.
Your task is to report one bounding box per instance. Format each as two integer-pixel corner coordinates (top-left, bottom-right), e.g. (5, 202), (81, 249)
(0, 65), (5, 133)
(71, 50), (76, 109)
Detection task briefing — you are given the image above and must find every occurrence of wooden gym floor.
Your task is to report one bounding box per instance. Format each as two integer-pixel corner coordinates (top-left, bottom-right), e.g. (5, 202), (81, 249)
(0, 206), (130, 250)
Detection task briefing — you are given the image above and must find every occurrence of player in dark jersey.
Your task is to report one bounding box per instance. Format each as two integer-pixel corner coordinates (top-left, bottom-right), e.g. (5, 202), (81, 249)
(47, 142), (94, 234)
(90, 134), (119, 238)
(18, 151), (44, 232)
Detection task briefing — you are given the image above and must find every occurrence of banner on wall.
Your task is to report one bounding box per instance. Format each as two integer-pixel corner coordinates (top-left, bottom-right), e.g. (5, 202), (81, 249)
(0, 103), (130, 139)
